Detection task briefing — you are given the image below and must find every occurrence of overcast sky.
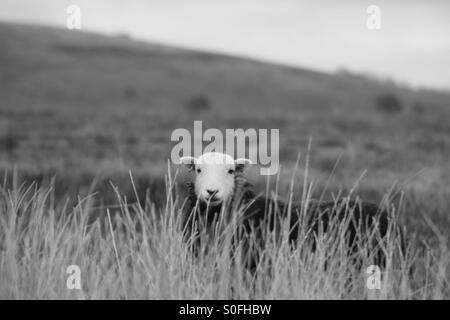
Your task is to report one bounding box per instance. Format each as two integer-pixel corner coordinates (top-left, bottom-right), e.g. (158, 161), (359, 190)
(1, 0), (449, 91)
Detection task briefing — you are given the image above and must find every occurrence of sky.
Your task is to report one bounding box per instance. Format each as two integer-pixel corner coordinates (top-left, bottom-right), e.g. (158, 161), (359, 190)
(1, 0), (449, 91)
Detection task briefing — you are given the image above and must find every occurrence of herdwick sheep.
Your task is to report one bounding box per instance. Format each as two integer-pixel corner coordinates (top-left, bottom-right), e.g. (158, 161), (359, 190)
(179, 152), (401, 273)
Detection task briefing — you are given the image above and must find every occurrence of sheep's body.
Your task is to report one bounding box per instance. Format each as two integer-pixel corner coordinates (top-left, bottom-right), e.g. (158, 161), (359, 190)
(182, 175), (394, 272)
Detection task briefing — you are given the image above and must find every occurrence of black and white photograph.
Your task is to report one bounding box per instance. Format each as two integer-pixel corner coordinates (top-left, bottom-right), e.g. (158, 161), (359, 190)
(0, 0), (449, 303)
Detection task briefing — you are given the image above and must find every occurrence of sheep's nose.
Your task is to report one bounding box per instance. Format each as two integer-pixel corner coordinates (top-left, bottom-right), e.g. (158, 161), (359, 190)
(206, 189), (218, 196)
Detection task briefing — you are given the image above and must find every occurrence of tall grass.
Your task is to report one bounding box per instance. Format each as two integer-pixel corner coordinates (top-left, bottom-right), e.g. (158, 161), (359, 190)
(0, 165), (448, 300)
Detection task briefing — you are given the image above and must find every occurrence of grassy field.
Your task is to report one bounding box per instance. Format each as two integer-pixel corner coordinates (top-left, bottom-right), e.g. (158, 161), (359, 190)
(0, 22), (450, 299)
(0, 166), (448, 299)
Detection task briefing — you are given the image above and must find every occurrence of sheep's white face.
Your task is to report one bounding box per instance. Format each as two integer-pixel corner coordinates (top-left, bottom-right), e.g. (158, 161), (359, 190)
(180, 152), (251, 206)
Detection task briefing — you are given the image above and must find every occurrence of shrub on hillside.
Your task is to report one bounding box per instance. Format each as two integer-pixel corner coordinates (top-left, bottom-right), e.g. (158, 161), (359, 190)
(185, 94), (212, 112)
(376, 93), (404, 113)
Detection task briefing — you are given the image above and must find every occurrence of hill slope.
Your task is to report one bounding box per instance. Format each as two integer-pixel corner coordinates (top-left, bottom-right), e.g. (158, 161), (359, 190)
(0, 22), (450, 200)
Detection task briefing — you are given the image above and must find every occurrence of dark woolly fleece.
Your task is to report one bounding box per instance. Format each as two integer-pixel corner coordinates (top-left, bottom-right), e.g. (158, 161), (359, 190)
(182, 174), (399, 271)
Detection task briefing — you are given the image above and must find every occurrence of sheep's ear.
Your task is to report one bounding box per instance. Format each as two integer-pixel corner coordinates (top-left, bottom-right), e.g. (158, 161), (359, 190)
(179, 156), (196, 171)
(234, 158), (252, 172)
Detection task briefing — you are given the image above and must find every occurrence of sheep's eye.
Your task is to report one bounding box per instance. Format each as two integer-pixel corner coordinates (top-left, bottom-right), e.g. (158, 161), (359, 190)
(196, 168), (201, 174)
(228, 169), (234, 174)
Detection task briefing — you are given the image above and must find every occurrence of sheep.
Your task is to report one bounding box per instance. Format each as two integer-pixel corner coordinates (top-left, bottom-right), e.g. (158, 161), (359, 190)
(179, 152), (401, 273)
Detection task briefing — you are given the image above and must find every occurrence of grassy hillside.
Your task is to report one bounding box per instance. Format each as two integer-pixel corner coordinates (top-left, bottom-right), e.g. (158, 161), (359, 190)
(0, 22), (449, 299)
(0, 21), (450, 236)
